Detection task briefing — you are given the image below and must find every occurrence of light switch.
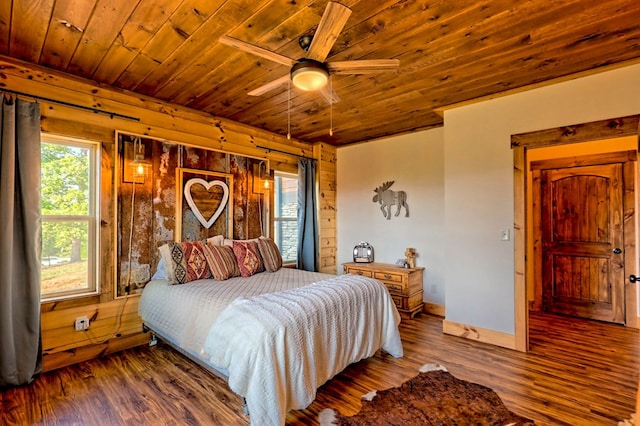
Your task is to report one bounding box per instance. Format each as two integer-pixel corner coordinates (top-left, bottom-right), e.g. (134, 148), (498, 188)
(501, 229), (510, 241)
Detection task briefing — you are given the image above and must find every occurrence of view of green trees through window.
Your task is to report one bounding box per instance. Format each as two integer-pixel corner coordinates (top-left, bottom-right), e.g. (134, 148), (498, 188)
(41, 139), (97, 298)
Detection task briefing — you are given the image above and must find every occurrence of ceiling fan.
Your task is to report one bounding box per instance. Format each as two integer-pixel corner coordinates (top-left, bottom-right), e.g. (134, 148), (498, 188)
(219, 1), (400, 104)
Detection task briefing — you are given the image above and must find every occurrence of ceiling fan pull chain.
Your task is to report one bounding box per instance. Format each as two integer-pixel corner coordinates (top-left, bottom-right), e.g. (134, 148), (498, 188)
(287, 79), (291, 140)
(329, 75), (334, 136)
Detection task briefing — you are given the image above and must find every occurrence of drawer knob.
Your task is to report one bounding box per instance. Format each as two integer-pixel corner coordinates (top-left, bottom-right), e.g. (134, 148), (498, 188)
(384, 273), (391, 279)
(357, 270), (363, 275)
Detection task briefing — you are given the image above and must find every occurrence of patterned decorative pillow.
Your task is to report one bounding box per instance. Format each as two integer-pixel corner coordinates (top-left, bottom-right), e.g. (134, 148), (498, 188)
(203, 244), (240, 280)
(158, 241), (211, 284)
(232, 240), (265, 277)
(256, 237), (283, 272)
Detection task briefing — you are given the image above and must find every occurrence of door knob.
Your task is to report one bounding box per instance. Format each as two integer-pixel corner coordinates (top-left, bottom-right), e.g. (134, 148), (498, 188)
(631, 275), (638, 283)
(612, 248), (622, 254)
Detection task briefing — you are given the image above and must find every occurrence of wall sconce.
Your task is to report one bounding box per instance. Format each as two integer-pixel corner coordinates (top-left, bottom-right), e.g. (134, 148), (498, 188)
(129, 137), (152, 180)
(253, 161), (271, 193)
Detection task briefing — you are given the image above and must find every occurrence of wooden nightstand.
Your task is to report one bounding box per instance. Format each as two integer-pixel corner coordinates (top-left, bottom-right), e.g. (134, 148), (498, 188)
(343, 262), (424, 319)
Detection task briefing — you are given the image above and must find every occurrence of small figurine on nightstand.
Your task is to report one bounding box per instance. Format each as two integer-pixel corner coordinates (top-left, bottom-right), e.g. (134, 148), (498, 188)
(405, 248), (416, 268)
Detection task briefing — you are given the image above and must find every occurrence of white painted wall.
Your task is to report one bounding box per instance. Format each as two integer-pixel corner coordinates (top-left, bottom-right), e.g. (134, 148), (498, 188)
(337, 129), (445, 305)
(337, 62), (640, 336)
(444, 63), (640, 334)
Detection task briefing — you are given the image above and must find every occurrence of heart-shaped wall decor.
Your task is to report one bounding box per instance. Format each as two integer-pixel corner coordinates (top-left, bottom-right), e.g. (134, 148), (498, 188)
(183, 178), (229, 229)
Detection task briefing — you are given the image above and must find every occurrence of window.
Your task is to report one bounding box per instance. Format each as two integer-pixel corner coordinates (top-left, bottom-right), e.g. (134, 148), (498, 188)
(41, 135), (100, 300)
(274, 172), (298, 264)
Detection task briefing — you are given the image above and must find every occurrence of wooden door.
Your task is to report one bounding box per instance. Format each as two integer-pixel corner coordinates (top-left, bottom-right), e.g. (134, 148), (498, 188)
(539, 163), (625, 324)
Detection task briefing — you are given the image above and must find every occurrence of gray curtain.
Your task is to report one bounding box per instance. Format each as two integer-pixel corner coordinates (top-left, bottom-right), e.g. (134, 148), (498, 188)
(0, 95), (42, 387)
(297, 159), (319, 272)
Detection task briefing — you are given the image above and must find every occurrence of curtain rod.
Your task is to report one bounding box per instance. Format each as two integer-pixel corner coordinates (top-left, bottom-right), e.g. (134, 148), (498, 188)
(256, 145), (315, 161)
(2, 88), (140, 122)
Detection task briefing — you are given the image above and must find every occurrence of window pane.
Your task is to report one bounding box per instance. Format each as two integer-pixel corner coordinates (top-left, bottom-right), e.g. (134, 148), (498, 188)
(40, 136), (98, 300)
(41, 220), (90, 295)
(274, 173), (299, 263)
(275, 175), (298, 218)
(41, 143), (90, 216)
(275, 220), (298, 263)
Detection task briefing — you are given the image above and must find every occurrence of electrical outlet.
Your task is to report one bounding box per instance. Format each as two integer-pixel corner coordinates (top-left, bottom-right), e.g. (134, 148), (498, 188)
(75, 316), (90, 331)
(501, 229), (510, 241)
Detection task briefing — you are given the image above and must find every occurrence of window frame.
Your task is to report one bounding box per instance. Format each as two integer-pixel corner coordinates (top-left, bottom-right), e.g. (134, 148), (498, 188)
(273, 171), (299, 265)
(40, 134), (101, 302)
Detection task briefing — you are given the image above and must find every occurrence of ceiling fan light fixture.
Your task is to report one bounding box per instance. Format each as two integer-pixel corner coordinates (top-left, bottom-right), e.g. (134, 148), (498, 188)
(291, 59), (329, 91)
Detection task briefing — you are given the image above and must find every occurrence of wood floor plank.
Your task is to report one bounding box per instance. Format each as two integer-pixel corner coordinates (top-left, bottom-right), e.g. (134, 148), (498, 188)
(1, 312), (637, 425)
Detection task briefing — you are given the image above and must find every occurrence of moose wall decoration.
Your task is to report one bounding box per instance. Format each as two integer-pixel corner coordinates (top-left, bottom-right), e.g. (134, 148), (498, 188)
(373, 181), (409, 220)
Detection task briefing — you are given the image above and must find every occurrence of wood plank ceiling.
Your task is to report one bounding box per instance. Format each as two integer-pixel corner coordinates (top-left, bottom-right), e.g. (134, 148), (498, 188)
(2, 0), (640, 146)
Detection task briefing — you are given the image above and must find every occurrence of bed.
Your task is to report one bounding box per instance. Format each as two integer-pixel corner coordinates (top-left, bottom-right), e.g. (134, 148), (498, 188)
(138, 239), (403, 426)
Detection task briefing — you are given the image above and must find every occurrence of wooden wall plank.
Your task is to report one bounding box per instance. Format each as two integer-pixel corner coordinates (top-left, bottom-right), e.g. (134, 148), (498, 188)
(42, 332), (150, 372)
(0, 56), (314, 160)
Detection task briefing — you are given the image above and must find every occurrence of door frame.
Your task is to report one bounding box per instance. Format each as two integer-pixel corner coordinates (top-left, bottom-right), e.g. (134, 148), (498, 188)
(511, 115), (639, 351)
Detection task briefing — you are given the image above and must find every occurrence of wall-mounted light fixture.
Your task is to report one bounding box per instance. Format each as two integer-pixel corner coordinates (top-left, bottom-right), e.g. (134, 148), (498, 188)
(252, 160), (271, 193)
(129, 137), (152, 180)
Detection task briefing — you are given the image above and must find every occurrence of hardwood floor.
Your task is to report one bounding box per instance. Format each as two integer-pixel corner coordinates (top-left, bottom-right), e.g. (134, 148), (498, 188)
(1, 312), (637, 425)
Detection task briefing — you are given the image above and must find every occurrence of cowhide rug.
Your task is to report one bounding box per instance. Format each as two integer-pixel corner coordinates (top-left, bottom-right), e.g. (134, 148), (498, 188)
(319, 364), (535, 425)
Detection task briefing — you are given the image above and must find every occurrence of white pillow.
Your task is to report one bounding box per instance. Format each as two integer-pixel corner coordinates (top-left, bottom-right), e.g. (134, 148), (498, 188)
(223, 237), (260, 247)
(151, 257), (166, 280)
(207, 235), (225, 246)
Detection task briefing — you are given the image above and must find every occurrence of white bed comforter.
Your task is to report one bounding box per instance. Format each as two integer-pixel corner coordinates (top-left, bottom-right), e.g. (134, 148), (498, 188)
(203, 274), (403, 426)
(139, 268), (334, 358)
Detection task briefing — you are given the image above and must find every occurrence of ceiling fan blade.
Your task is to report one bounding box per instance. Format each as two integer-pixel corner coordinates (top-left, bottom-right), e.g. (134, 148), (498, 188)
(327, 59), (400, 74)
(247, 74), (290, 96)
(306, 2), (352, 62)
(219, 35), (296, 67)
(319, 85), (340, 104)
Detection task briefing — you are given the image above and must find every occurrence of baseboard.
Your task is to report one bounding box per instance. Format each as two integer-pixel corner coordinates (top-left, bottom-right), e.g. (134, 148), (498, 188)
(423, 302), (445, 317)
(442, 319), (516, 350)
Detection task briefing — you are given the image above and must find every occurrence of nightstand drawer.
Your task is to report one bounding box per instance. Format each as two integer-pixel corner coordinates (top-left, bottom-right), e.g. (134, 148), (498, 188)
(383, 281), (406, 294)
(391, 292), (424, 311)
(374, 271), (403, 283)
(344, 267), (373, 278)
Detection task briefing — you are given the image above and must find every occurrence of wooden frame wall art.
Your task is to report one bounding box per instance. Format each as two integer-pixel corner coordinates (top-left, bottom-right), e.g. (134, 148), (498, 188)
(176, 168), (234, 241)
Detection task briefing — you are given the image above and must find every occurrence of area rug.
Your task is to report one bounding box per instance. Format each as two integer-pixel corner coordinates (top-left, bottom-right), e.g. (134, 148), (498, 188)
(319, 364), (534, 425)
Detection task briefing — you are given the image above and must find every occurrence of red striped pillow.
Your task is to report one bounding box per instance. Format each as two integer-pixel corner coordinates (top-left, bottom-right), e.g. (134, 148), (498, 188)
(203, 244), (240, 280)
(256, 237), (283, 272)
